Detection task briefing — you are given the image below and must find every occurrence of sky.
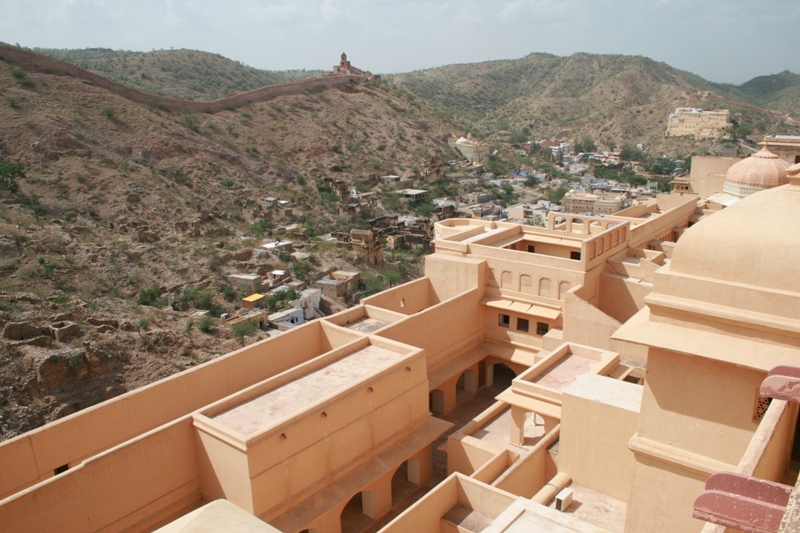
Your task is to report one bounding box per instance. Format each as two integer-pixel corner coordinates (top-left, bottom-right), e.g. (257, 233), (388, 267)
(1, 0), (799, 84)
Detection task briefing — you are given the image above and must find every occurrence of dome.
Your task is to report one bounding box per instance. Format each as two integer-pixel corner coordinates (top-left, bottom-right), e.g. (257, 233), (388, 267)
(724, 146), (790, 188)
(670, 163), (800, 293)
(456, 137), (469, 144)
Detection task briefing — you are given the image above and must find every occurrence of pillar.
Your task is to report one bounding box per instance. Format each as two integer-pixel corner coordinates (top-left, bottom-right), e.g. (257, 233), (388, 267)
(442, 379), (457, 415)
(510, 406), (526, 446)
(363, 474), (393, 520)
(408, 447), (433, 486)
(542, 414), (558, 434)
(464, 367), (478, 393)
(317, 509), (342, 533)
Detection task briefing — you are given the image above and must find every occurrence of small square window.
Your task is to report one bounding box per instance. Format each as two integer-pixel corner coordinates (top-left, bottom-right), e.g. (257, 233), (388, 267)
(517, 318), (529, 332)
(527, 245), (536, 253)
(499, 314), (510, 328)
(536, 322), (549, 336)
(570, 251), (581, 260)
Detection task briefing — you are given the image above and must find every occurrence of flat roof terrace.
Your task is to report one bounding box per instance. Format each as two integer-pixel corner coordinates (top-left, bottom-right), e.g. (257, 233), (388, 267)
(323, 304), (407, 334)
(212, 344), (404, 436)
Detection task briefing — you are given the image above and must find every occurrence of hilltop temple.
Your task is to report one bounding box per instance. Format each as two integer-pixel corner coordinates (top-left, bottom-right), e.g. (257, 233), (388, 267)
(3, 165), (800, 532)
(331, 52), (376, 81)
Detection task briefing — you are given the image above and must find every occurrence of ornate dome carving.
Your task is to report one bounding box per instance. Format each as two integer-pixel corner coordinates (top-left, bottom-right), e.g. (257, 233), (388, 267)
(725, 147), (790, 189)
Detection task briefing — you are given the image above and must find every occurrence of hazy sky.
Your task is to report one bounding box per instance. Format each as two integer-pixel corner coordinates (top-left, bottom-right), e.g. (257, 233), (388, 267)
(1, 0), (798, 84)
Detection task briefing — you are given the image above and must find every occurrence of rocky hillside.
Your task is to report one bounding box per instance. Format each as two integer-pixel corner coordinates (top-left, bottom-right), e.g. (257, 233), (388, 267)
(716, 70), (800, 117)
(34, 47), (327, 101)
(0, 56), (455, 440)
(389, 53), (800, 152)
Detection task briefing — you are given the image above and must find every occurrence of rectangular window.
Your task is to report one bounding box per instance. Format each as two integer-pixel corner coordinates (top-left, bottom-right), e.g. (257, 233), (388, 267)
(517, 318), (529, 332)
(527, 245), (536, 253)
(570, 251), (581, 260)
(536, 322), (549, 336)
(499, 314), (510, 328)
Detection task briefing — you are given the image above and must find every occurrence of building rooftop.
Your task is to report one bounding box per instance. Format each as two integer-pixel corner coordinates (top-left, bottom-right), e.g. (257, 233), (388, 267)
(212, 344), (404, 435)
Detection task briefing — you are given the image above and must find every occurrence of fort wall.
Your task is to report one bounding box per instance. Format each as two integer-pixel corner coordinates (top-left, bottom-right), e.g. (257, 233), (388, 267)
(0, 42), (365, 112)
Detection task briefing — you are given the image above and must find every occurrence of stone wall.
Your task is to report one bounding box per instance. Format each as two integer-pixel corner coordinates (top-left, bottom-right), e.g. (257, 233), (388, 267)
(0, 42), (365, 112)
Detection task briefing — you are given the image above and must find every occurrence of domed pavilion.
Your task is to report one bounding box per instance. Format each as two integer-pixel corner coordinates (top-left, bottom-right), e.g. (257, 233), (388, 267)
(707, 143), (790, 207)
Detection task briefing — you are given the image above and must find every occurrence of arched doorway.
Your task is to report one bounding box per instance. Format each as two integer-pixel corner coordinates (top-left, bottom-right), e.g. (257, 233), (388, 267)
(391, 460), (419, 507)
(429, 389), (445, 414)
(489, 363), (516, 390)
(340, 491), (373, 533)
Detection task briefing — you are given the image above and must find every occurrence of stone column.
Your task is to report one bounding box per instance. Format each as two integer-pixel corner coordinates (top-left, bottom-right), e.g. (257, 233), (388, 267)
(510, 406), (526, 446)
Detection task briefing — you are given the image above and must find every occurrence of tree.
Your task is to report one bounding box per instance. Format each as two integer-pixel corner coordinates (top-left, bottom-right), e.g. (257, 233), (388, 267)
(198, 315), (214, 333)
(0, 159), (24, 193)
(575, 135), (597, 153)
(232, 321), (257, 345)
(735, 125), (753, 139)
(362, 273), (387, 297)
(384, 270), (402, 287)
(644, 157), (676, 176)
(619, 145), (645, 162)
(184, 319), (194, 343)
(524, 176), (540, 188)
(546, 186), (569, 205)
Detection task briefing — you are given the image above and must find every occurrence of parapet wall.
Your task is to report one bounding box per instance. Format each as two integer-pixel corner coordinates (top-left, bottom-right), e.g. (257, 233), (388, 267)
(0, 42), (365, 112)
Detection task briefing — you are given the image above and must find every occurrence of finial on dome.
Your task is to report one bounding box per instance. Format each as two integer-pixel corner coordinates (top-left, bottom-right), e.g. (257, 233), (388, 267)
(764, 135), (769, 148)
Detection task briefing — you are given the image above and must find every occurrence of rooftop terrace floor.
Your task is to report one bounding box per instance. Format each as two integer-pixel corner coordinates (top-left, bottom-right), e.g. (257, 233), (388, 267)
(213, 344), (402, 435)
(560, 483), (626, 533)
(534, 354), (594, 390)
(344, 317), (390, 334)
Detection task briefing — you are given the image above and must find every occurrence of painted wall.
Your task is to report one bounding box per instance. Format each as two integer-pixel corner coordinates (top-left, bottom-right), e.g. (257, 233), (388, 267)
(689, 156), (737, 198)
(598, 271), (652, 324)
(378, 289), (484, 371)
(0, 419), (199, 533)
(362, 277), (439, 315)
(637, 349), (763, 464)
(625, 348), (766, 532)
(559, 376), (641, 500)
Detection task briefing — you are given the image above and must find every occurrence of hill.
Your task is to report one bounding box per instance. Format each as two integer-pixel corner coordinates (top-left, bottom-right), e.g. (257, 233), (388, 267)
(389, 53), (800, 152)
(33, 47), (327, 100)
(0, 54), (454, 439)
(715, 70), (800, 117)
